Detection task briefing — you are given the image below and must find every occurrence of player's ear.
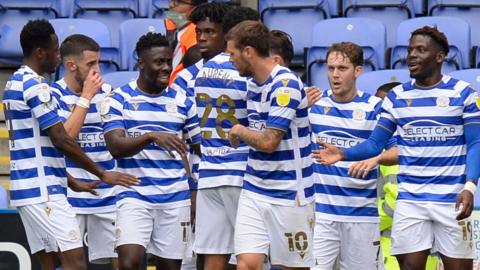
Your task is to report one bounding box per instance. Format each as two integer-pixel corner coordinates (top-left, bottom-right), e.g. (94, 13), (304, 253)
(65, 59), (76, 72)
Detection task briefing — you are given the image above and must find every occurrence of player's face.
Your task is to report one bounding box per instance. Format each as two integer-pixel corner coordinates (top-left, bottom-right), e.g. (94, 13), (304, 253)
(227, 40), (252, 77)
(74, 50), (101, 89)
(195, 18), (225, 60)
(327, 51), (361, 98)
(42, 34), (60, 74)
(140, 46), (173, 90)
(407, 34), (443, 82)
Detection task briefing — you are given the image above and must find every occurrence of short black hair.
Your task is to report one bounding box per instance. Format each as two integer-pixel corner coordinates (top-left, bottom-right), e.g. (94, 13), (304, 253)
(269, 30), (294, 66)
(20, 19), (56, 57)
(222, 6), (259, 34)
(60, 34), (99, 60)
(411, 26), (449, 55)
(190, 2), (231, 25)
(135, 32), (169, 58)
(191, 0), (208, 6)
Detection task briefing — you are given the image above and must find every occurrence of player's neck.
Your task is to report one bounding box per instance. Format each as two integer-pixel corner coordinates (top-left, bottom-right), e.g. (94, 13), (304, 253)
(64, 73), (82, 94)
(415, 72), (443, 88)
(252, 58), (277, 85)
(23, 58), (44, 75)
(136, 79), (165, 96)
(332, 88), (357, 103)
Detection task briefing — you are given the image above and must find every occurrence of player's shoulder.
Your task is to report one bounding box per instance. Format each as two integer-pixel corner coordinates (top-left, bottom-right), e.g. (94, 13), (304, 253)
(271, 65), (302, 90)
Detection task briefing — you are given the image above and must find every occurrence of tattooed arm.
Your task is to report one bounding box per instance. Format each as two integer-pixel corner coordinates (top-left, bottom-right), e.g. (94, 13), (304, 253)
(228, 124), (285, 154)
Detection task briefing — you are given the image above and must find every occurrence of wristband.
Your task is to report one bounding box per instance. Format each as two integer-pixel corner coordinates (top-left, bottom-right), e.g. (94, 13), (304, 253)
(463, 181), (477, 195)
(76, 97), (90, 109)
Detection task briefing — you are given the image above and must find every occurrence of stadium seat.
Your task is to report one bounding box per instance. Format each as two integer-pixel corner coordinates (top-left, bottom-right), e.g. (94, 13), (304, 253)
(150, 0), (169, 18)
(0, 0), (64, 65)
(72, 0), (141, 48)
(49, 19), (121, 78)
(356, 69), (410, 95)
(103, 71), (139, 89)
(120, 19), (166, 70)
(342, 0), (416, 48)
(391, 17), (471, 73)
(305, 17), (386, 89)
(428, 0), (480, 45)
(259, 0), (331, 64)
(449, 69), (480, 93)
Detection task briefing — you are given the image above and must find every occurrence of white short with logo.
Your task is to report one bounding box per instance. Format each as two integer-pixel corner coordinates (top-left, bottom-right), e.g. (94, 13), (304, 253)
(115, 202), (191, 259)
(391, 201), (475, 259)
(194, 186), (241, 254)
(312, 220), (383, 270)
(18, 197), (82, 254)
(234, 192), (315, 267)
(77, 212), (117, 264)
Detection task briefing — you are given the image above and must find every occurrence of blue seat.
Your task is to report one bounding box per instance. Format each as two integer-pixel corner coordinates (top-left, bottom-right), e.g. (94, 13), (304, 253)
(448, 69), (480, 93)
(0, 0), (65, 65)
(391, 17), (471, 73)
(49, 19), (121, 78)
(73, 0), (140, 48)
(428, 0), (480, 46)
(103, 71), (139, 89)
(342, 0), (416, 48)
(305, 17), (386, 89)
(120, 19), (166, 70)
(259, 0), (331, 64)
(150, 0), (169, 18)
(356, 69), (410, 95)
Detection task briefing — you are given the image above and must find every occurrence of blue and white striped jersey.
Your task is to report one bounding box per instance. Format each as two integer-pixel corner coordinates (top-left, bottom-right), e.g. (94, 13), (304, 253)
(244, 65), (314, 206)
(3, 66), (66, 206)
(194, 53), (249, 189)
(101, 80), (201, 209)
(171, 59), (203, 99)
(378, 75), (480, 203)
(51, 79), (116, 214)
(310, 90), (384, 222)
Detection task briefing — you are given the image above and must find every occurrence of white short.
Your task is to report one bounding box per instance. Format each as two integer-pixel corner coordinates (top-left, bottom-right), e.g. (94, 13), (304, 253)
(234, 192), (315, 268)
(391, 201), (475, 259)
(77, 212), (117, 264)
(18, 198), (83, 254)
(312, 220), (383, 270)
(115, 202), (191, 260)
(194, 186), (241, 254)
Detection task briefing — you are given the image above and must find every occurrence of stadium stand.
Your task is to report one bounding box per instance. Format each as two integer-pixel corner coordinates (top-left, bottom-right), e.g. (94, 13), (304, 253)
(259, 0), (331, 64)
(103, 70), (139, 89)
(0, 0), (65, 65)
(356, 69), (410, 95)
(49, 18), (121, 78)
(341, 0), (416, 48)
(150, 0), (169, 18)
(305, 17), (386, 89)
(391, 16), (471, 73)
(119, 19), (166, 70)
(449, 69), (480, 93)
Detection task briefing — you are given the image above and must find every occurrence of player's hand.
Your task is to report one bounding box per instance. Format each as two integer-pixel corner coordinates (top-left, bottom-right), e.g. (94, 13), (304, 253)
(100, 171), (140, 188)
(306, 86), (322, 107)
(348, 156), (379, 179)
(312, 141), (344, 165)
(190, 190), (197, 232)
(81, 69), (104, 100)
(456, 190), (474, 220)
(149, 132), (188, 159)
(69, 178), (100, 196)
(228, 124), (243, 149)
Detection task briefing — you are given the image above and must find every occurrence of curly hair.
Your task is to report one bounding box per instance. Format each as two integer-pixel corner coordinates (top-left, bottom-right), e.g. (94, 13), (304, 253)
(135, 32), (169, 58)
(411, 26), (449, 55)
(20, 19), (55, 57)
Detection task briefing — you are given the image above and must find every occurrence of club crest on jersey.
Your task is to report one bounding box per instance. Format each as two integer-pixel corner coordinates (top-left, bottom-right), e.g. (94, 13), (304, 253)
(436, 96), (449, 107)
(33, 76), (43, 84)
(277, 89), (291, 107)
(406, 99), (412, 107)
(166, 102), (177, 114)
(38, 86), (51, 103)
(132, 103), (139, 111)
(100, 99), (111, 116)
(353, 109), (366, 121)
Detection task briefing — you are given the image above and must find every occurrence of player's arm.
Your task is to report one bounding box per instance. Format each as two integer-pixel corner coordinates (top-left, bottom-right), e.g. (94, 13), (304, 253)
(229, 125), (284, 154)
(45, 122), (139, 187)
(104, 129), (187, 159)
(63, 70), (103, 138)
(348, 146), (398, 179)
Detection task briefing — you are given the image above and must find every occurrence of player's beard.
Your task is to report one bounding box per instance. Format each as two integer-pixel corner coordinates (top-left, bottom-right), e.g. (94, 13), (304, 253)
(74, 70), (86, 90)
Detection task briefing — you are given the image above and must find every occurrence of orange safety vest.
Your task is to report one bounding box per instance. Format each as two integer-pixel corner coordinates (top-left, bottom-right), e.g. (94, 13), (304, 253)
(165, 18), (197, 85)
